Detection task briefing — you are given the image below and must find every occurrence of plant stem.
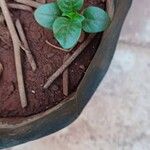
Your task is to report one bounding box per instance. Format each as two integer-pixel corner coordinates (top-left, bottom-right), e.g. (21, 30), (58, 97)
(44, 34), (95, 89)
(16, 19), (37, 71)
(0, 0), (27, 108)
(46, 40), (72, 52)
(14, 0), (41, 8)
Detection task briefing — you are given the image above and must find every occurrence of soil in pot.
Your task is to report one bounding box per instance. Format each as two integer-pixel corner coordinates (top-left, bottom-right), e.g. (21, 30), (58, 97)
(0, 0), (105, 117)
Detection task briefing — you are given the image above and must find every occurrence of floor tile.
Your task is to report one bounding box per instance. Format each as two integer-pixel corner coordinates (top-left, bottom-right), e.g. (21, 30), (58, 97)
(120, 0), (150, 47)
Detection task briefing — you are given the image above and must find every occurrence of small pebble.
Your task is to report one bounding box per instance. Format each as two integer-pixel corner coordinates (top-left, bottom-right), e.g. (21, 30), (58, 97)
(31, 90), (36, 94)
(79, 65), (85, 70)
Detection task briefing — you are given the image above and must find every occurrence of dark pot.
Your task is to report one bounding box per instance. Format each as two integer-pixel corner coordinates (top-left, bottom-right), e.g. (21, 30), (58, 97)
(0, 0), (132, 149)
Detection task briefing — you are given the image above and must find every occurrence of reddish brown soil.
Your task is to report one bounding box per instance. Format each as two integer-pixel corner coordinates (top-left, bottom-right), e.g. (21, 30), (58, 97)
(0, 0), (105, 117)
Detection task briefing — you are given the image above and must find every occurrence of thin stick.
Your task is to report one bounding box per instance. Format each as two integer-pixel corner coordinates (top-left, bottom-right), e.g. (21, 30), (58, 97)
(63, 54), (70, 96)
(16, 19), (37, 71)
(106, 0), (115, 20)
(44, 34), (95, 89)
(14, 0), (41, 8)
(0, 0), (27, 108)
(46, 40), (72, 52)
(7, 3), (33, 12)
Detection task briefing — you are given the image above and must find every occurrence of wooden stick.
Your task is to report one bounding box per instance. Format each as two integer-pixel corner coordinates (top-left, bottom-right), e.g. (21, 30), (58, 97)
(63, 54), (70, 96)
(16, 19), (37, 72)
(106, 0), (115, 20)
(14, 0), (41, 8)
(7, 3), (33, 12)
(44, 34), (95, 89)
(0, 0), (27, 108)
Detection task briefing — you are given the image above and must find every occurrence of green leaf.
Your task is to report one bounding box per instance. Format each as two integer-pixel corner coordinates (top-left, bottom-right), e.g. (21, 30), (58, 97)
(57, 0), (84, 13)
(62, 12), (85, 23)
(34, 3), (61, 29)
(82, 6), (110, 33)
(53, 17), (82, 50)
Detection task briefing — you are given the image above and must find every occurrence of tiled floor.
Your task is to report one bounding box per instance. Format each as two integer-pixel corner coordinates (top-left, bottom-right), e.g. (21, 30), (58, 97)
(10, 0), (150, 150)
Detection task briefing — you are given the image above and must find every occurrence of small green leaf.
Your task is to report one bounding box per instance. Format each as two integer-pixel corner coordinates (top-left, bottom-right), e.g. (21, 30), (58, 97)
(82, 6), (110, 33)
(57, 0), (84, 13)
(62, 12), (85, 23)
(34, 3), (61, 29)
(53, 17), (82, 49)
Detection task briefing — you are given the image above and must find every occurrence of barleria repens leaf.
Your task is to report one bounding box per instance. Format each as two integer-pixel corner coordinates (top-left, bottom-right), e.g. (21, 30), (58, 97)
(82, 6), (110, 33)
(34, 3), (61, 29)
(57, 0), (84, 13)
(62, 12), (85, 23)
(53, 17), (82, 50)
(34, 0), (111, 50)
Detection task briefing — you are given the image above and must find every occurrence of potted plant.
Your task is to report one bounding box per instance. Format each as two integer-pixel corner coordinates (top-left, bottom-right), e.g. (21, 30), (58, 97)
(0, 0), (132, 149)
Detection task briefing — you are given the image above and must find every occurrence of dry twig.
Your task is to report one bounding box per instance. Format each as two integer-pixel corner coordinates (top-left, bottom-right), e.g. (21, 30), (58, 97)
(63, 54), (70, 96)
(8, 3), (33, 12)
(0, 0), (27, 108)
(14, 0), (41, 8)
(16, 19), (37, 71)
(44, 34), (95, 89)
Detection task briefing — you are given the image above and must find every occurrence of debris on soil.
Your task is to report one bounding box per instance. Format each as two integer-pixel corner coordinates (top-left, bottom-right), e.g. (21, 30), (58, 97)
(14, 0), (41, 8)
(8, 3), (33, 12)
(0, 0), (27, 108)
(0, 63), (3, 76)
(0, 0), (105, 117)
(44, 34), (95, 89)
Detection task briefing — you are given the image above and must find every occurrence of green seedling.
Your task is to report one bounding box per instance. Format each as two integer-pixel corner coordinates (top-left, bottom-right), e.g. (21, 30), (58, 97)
(34, 0), (110, 50)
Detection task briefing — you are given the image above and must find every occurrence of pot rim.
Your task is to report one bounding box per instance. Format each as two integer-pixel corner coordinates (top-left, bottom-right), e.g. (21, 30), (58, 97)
(0, 0), (133, 148)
